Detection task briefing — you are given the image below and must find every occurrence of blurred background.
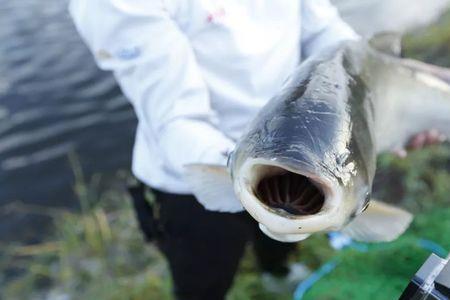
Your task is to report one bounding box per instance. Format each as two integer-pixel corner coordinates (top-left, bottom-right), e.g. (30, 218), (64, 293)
(0, 0), (449, 299)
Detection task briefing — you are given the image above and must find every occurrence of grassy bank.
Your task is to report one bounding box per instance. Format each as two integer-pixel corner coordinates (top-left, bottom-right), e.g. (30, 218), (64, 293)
(2, 10), (450, 300)
(403, 9), (450, 67)
(1, 161), (173, 300)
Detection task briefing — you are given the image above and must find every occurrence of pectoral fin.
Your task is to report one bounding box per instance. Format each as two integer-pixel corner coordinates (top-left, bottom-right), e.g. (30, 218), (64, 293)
(342, 200), (413, 242)
(183, 164), (244, 213)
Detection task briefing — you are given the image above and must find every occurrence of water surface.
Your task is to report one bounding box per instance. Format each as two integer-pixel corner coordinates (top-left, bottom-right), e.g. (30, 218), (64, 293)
(0, 0), (136, 242)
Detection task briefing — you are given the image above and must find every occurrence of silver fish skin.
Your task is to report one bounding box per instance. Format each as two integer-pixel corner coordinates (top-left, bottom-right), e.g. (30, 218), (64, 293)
(228, 38), (450, 242)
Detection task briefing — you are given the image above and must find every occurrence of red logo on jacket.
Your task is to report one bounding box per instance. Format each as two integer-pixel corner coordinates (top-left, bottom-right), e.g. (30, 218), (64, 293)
(207, 7), (226, 23)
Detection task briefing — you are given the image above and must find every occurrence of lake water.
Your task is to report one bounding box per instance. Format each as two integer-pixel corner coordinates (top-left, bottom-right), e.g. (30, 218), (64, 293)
(0, 0), (136, 242)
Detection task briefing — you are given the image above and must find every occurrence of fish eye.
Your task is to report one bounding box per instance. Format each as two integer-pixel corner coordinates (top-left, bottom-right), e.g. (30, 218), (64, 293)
(361, 192), (371, 213)
(361, 201), (370, 213)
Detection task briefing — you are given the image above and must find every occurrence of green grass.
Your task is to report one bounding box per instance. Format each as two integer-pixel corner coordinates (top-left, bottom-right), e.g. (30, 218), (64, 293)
(304, 208), (450, 300)
(2, 10), (450, 300)
(1, 163), (173, 300)
(403, 9), (450, 67)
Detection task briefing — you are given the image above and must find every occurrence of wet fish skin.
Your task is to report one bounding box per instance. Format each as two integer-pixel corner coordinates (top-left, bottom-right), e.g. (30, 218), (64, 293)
(228, 37), (450, 241)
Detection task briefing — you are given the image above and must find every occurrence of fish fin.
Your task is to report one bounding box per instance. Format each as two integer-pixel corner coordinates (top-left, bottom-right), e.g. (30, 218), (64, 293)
(369, 32), (403, 57)
(183, 164), (244, 213)
(342, 200), (413, 242)
(402, 58), (450, 86)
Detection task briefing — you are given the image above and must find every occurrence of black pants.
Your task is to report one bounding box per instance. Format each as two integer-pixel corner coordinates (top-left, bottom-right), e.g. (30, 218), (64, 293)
(129, 185), (297, 300)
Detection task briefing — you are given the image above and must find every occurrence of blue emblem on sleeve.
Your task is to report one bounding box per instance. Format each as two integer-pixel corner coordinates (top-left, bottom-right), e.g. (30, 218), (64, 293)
(116, 46), (141, 60)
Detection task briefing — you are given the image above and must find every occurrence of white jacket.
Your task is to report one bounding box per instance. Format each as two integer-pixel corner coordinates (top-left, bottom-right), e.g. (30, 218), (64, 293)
(69, 0), (357, 199)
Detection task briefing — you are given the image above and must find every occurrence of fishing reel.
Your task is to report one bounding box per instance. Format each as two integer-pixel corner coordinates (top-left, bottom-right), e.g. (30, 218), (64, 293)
(400, 253), (450, 300)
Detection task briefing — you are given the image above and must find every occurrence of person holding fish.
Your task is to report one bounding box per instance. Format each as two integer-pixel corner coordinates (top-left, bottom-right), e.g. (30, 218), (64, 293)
(69, 0), (448, 299)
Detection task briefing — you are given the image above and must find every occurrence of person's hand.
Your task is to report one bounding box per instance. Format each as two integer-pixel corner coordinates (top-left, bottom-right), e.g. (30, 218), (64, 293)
(394, 129), (447, 158)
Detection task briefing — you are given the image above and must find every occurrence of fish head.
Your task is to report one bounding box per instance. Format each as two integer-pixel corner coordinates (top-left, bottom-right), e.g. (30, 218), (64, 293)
(229, 50), (376, 242)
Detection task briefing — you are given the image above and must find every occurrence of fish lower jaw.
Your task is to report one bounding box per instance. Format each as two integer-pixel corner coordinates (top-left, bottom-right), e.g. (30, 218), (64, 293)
(259, 224), (312, 243)
(234, 158), (347, 236)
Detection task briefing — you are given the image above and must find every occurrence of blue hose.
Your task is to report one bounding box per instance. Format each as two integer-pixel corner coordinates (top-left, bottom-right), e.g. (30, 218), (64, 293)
(293, 259), (339, 300)
(417, 238), (448, 257)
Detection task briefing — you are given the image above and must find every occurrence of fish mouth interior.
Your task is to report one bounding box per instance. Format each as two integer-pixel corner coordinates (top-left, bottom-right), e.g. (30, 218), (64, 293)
(253, 165), (325, 216)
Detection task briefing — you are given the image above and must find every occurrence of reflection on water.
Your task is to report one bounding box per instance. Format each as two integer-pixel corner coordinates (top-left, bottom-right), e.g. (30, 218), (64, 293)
(0, 0), (136, 241)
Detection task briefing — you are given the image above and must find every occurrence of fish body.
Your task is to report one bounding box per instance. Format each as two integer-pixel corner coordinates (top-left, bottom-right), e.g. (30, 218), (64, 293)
(186, 36), (450, 242)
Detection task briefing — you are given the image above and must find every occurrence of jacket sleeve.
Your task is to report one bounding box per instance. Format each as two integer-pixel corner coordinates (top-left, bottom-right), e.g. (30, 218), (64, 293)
(69, 0), (234, 175)
(301, 0), (359, 58)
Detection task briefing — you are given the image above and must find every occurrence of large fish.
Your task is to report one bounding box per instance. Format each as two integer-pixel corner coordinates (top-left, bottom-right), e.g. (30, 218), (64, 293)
(185, 34), (450, 243)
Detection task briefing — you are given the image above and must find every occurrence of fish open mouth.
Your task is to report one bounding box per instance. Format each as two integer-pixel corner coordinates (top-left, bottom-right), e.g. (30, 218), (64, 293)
(253, 166), (325, 216)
